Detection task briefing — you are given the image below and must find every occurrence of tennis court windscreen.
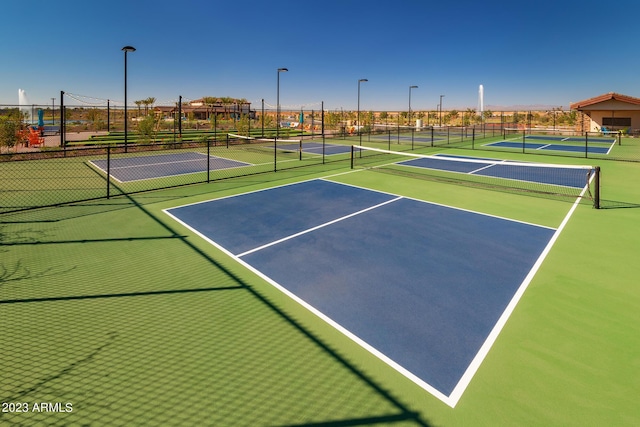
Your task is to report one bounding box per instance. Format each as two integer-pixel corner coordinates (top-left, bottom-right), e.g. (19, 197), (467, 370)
(350, 146), (600, 208)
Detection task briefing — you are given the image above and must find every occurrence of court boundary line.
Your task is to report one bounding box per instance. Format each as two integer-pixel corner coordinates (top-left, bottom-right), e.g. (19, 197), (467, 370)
(484, 140), (614, 155)
(321, 175), (585, 407)
(236, 196), (402, 257)
(320, 177), (556, 231)
(165, 192), (453, 404)
(394, 155), (592, 191)
(447, 175), (591, 407)
(88, 152), (253, 183)
(163, 178), (565, 408)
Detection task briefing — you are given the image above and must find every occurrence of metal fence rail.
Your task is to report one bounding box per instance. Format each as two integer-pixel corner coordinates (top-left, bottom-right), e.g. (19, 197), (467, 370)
(0, 136), (349, 214)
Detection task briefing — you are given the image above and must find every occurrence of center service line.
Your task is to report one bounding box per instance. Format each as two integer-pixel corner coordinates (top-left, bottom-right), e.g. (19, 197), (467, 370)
(236, 196), (403, 258)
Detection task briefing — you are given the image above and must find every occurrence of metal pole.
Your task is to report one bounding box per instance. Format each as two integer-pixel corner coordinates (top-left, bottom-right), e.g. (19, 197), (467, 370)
(276, 68), (288, 172)
(124, 51), (128, 152)
(60, 90), (64, 147)
(122, 46), (136, 153)
(321, 101), (325, 164)
(358, 78), (368, 146)
(178, 95), (182, 140)
(107, 145), (111, 199)
(409, 85), (418, 127)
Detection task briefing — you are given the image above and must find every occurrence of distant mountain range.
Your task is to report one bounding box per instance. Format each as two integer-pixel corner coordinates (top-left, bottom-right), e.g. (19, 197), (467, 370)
(484, 104), (569, 111)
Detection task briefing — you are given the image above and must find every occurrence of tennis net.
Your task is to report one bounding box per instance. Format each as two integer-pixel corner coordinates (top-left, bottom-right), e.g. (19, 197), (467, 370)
(227, 133), (301, 146)
(351, 145), (601, 208)
(503, 128), (620, 145)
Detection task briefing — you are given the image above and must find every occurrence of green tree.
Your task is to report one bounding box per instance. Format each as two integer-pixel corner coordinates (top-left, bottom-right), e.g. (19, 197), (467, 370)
(0, 118), (19, 152)
(86, 108), (105, 131)
(235, 114), (251, 136)
(463, 108), (476, 126)
(137, 114), (160, 143)
(144, 97), (156, 115)
(445, 110), (459, 125)
(324, 111), (341, 132)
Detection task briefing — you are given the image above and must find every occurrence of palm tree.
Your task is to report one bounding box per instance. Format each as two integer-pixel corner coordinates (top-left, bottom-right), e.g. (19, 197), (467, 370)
(144, 97), (156, 115)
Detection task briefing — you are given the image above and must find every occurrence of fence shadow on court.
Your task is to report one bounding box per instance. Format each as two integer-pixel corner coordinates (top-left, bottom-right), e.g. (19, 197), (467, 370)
(0, 193), (434, 425)
(124, 190), (434, 426)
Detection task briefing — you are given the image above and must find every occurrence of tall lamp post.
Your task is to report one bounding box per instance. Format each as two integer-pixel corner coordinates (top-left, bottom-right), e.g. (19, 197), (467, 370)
(276, 67), (288, 171)
(122, 46), (136, 152)
(408, 85), (418, 126)
(439, 94), (445, 127)
(357, 78), (368, 145)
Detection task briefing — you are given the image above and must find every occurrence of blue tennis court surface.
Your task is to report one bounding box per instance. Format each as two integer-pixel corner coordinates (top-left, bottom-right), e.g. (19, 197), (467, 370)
(276, 142), (352, 156)
(369, 135), (442, 144)
(486, 140), (612, 154)
(90, 152), (251, 182)
(165, 179), (558, 406)
(400, 155), (592, 188)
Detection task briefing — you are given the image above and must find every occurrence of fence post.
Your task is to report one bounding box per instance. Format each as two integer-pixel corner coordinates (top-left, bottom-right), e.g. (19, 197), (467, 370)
(106, 145), (111, 199)
(411, 128), (415, 150)
(207, 137), (211, 183)
(321, 102), (325, 164)
(585, 132), (588, 159)
(350, 145), (354, 169)
(594, 166), (601, 209)
(472, 128), (475, 149)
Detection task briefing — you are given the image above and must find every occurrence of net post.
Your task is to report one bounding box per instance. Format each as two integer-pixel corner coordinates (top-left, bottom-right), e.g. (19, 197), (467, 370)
(522, 128), (526, 154)
(226, 133), (229, 148)
(431, 127), (434, 147)
(299, 138), (302, 161)
(618, 131), (622, 145)
(594, 166), (601, 209)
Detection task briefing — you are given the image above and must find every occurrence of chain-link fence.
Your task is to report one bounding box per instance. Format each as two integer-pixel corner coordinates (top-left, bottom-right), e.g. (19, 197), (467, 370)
(3, 103), (639, 214)
(0, 134), (357, 214)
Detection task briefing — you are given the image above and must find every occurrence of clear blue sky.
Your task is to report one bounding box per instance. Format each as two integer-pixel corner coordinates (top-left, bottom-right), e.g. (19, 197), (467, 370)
(2, 0), (640, 111)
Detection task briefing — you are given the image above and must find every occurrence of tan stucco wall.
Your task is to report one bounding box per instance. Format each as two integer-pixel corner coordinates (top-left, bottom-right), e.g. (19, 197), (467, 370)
(585, 110), (640, 132)
(577, 100), (640, 132)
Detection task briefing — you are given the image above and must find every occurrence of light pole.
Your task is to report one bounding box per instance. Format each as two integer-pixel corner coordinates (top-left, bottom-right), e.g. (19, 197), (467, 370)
(408, 85), (418, 127)
(276, 67), (288, 171)
(357, 78), (368, 145)
(122, 45), (136, 152)
(439, 94), (445, 127)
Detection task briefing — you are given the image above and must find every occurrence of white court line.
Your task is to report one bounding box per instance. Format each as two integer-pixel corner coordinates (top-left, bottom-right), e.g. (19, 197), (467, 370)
(467, 160), (507, 175)
(446, 177), (591, 407)
(236, 196), (403, 257)
(163, 177), (570, 407)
